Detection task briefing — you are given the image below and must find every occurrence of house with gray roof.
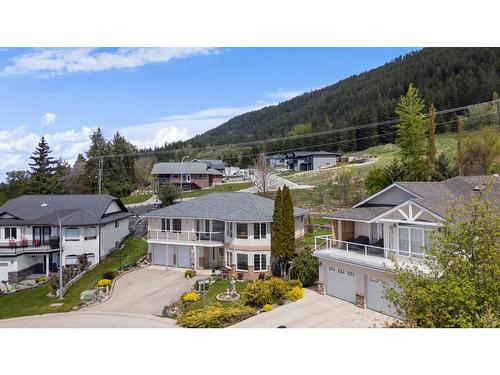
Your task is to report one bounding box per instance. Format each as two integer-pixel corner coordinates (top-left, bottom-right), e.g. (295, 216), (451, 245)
(143, 192), (307, 280)
(0, 194), (130, 283)
(313, 175), (499, 317)
(287, 150), (342, 171)
(151, 162), (223, 193)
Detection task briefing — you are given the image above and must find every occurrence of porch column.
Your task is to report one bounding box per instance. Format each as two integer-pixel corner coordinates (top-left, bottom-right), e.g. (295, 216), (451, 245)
(45, 255), (49, 276)
(191, 245), (197, 270)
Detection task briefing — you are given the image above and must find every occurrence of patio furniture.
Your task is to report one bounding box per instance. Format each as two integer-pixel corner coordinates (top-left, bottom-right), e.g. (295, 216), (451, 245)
(20, 239), (29, 247)
(8, 240), (17, 248)
(33, 239), (41, 247)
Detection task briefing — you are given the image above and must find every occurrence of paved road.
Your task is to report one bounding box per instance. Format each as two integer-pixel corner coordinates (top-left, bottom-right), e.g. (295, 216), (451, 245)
(0, 267), (199, 328)
(233, 288), (391, 328)
(242, 173), (314, 193)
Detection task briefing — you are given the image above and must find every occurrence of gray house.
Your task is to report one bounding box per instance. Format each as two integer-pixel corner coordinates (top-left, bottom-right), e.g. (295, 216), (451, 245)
(287, 151), (342, 171)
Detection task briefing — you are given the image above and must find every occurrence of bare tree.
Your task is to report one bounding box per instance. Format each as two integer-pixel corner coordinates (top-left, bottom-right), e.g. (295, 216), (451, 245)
(252, 152), (274, 193)
(134, 156), (155, 188)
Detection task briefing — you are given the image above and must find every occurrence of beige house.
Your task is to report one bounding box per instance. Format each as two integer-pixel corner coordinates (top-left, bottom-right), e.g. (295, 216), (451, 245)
(314, 175), (499, 317)
(144, 192), (307, 280)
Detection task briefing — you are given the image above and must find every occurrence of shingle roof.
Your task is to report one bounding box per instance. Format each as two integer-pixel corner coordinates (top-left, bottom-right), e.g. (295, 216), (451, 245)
(292, 151), (342, 157)
(0, 194), (130, 226)
(325, 206), (393, 221)
(151, 162), (223, 175)
(144, 192), (308, 222)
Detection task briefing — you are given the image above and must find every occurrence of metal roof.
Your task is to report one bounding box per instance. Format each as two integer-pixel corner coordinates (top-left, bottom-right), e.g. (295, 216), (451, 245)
(144, 192), (308, 222)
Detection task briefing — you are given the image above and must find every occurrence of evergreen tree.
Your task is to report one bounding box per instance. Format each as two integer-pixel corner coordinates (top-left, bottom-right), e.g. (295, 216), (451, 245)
(107, 132), (138, 197)
(271, 187), (284, 272)
(431, 153), (458, 181)
(426, 104), (437, 180)
(395, 84), (427, 181)
(28, 136), (59, 194)
(456, 116), (465, 175)
(53, 158), (70, 194)
(281, 185), (296, 266)
(492, 91), (499, 126)
(84, 127), (110, 193)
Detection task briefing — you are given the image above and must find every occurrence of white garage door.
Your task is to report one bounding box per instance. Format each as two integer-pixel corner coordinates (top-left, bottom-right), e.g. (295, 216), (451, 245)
(366, 276), (398, 317)
(0, 262), (10, 283)
(326, 265), (356, 303)
(166, 246), (175, 266)
(177, 246), (192, 268)
(152, 245), (167, 266)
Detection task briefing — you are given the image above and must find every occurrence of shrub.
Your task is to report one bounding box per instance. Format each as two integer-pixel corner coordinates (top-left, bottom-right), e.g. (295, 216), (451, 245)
(291, 248), (319, 287)
(244, 281), (273, 307)
(102, 270), (117, 280)
(184, 269), (195, 278)
(287, 279), (303, 289)
(182, 291), (200, 303)
(267, 277), (289, 300)
(262, 304), (273, 312)
(288, 287), (304, 301)
(177, 305), (256, 328)
(97, 279), (112, 288)
(158, 183), (181, 207)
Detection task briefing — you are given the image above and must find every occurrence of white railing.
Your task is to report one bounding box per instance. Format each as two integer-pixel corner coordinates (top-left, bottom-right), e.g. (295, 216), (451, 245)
(147, 229), (224, 244)
(314, 235), (426, 261)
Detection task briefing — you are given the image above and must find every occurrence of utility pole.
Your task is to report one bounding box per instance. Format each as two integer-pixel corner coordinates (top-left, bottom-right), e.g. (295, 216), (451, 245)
(98, 157), (103, 194)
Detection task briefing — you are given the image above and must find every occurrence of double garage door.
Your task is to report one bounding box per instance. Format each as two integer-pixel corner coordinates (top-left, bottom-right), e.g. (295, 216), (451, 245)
(325, 263), (398, 317)
(152, 244), (192, 268)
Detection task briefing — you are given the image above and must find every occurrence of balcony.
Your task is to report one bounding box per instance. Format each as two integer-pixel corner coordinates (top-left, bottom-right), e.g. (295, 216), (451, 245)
(0, 238), (60, 255)
(313, 235), (427, 270)
(147, 229), (224, 246)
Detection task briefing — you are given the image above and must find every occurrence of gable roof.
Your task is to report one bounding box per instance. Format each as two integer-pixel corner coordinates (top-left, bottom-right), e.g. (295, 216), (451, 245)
(150, 162), (223, 175)
(0, 194), (130, 226)
(144, 192), (308, 222)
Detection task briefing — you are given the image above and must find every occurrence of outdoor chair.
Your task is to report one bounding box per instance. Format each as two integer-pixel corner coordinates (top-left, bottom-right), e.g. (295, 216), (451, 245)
(8, 240), (16, 248)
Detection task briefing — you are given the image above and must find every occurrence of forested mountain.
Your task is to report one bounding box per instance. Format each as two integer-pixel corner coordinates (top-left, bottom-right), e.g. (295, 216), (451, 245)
(162, 48), (500, 156)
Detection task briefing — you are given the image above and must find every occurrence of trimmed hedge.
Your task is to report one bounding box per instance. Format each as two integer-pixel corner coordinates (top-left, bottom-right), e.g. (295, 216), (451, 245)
(177, 305), (256, 328)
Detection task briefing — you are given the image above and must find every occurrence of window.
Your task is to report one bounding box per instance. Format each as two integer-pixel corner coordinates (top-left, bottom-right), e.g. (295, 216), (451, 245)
(226, 223), (233, 237)
(161, 218), (170, 232)
(253, 223), (266, 239)
(172, 219), (182, 232)
(236, 253), (248, 271)
(182, 174), (191, 182)
(226, 251), (233, 267)
(84, 227), (97, 240)
(4, 227), (17, 239)
(115, 220), (120, 228)
(65, 228), (80, 241)
(254, 254), (267, 271)
(236, 223), (248, 239)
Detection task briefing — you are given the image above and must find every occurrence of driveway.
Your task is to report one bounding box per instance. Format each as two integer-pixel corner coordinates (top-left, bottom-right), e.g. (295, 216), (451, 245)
(232, 288), (391, 328)
(0, 266), (199, 328)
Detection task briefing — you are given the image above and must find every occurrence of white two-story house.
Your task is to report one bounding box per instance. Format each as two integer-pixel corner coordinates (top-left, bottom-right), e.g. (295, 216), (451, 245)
(313, 175), (499, 317)
(144, 192), (307, 280)
(0, 195), (130, 283)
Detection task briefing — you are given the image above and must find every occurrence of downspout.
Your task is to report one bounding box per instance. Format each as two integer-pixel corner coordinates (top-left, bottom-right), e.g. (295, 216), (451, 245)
(98, 226), (102, 261)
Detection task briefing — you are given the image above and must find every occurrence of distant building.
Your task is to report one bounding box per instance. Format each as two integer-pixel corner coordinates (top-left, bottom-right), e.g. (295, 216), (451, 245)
(287, 151), (342, 171)
(265, 154), (288, 168)
(191, 159), (226, 173)
(151, 162), (223, 193)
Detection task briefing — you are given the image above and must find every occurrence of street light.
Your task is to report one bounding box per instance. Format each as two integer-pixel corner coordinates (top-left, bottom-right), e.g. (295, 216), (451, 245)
(180, 155), (190, 202)
(41, 203), (64, 300)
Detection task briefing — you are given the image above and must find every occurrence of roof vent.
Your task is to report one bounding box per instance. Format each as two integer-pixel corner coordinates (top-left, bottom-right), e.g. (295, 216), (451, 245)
(472, 185), (482, 192)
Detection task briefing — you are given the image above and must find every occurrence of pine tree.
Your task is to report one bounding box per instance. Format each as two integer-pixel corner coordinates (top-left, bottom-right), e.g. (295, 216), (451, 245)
(271, 187), (284, 271)
(492, 91), (499, 126)
(84, 127), (110, 193)
(281, 185), (296, 264)
(28, 136), (59, 194)
(107, 132), (138, 197)
(395, 84), (427, 181)
(426, 104), (437, 180)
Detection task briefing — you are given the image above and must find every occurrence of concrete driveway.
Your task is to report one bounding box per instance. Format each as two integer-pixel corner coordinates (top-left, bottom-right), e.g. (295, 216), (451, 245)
(0, 266), (199, 328)
(233, 288), (391, 328)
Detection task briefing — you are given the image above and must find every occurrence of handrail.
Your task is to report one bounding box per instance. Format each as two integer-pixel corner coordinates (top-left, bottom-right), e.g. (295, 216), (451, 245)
(313, 235), (426, 260)
(147, 229), (225, 243)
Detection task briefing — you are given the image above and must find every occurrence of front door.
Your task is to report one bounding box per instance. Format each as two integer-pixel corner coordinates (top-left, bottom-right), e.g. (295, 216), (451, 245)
(34, 226), (51, 245)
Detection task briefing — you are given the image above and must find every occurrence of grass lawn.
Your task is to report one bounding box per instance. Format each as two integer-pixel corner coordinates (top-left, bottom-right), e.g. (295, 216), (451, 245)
(0, 237), (147, 320)
(181, 181), (253, 198)
(121, 193), (152, 205)
(184, 278), (249, 311)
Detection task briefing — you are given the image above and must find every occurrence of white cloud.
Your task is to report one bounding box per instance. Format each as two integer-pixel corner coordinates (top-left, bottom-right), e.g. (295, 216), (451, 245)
(41, 112), (57, 126)
(265, 89), (304, 101)
(2, 48), (216, 77)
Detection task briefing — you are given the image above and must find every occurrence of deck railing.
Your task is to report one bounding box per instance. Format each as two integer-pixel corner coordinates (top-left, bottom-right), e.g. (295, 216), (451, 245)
(0, 239), (56, 255)
(148, 229), (224, 244)
(314, 235), (426, 261)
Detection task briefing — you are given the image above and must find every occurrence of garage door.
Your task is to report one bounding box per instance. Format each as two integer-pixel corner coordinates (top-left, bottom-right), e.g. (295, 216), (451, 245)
(366, 276), (399, 317)
(152, 245), (167, 266)
(326, 265), (356, 303)
(177, 246), (192, 268)
(0, 262), (10, 283)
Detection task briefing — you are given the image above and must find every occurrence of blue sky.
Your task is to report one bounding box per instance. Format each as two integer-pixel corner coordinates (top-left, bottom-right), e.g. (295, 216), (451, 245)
(0, 47), (418, 180)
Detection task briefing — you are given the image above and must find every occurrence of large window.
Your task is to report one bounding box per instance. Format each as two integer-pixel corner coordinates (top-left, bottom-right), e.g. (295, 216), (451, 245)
(84, 227), (97, 240)
(65, 228), (80, 241)
(253, 223), (267, 239)
(226, 222), (233, 237)
(172, 219), (182, 232)
(398, 225), (433, 256)
(236, 223), (248, 239)
(4, 227), (17, 240)
(161, 218), (170, 232)
(236, 253), (248, 271)
(254, 254), (267, 271)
